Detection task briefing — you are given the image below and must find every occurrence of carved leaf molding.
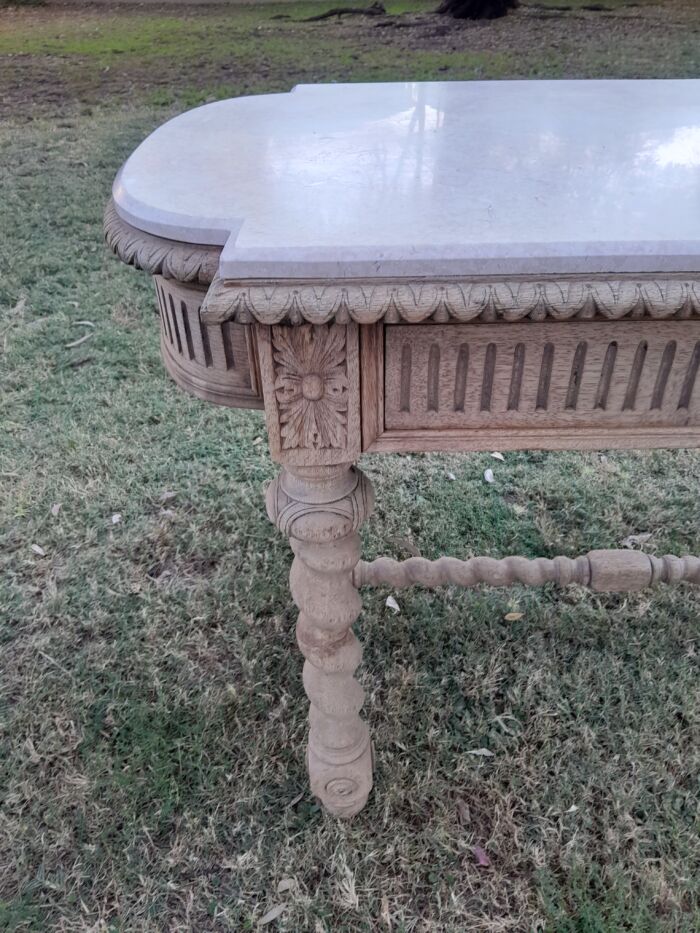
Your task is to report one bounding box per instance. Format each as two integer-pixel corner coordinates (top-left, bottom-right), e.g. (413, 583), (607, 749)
(203, 278), (700, 326)
(104, 204), (700, 326)
(104, 199), (219, 285)
(272, 325), (349, 450)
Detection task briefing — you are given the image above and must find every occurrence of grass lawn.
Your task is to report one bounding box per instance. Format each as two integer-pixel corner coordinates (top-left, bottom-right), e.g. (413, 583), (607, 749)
(1, 1), (700, 930)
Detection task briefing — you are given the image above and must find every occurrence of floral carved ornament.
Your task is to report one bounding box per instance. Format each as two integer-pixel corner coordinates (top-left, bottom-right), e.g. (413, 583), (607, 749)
(271, 325), (349, 449)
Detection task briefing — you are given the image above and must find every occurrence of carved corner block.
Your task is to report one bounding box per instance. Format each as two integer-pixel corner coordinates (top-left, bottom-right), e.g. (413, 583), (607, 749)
(256, 322), (361, 466)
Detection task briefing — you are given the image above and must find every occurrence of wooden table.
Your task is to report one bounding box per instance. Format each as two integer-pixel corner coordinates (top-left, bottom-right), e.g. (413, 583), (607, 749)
(107, 81), (700, 817)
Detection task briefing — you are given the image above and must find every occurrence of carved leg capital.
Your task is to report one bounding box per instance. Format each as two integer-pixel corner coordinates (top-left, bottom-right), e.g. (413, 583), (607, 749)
(267, 463), (374, 817)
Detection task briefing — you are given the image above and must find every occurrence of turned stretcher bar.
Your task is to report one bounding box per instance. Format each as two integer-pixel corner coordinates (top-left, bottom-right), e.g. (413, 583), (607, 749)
(354, 550), (700, 591)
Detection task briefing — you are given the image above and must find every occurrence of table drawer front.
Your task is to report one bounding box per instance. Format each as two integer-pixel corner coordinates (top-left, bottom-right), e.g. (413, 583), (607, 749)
(384, 321), (700, 433)
(155, 276), (262, 409)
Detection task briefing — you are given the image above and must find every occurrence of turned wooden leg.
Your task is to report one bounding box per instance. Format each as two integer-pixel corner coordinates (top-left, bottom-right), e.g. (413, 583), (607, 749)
(266, 463), (374, 818)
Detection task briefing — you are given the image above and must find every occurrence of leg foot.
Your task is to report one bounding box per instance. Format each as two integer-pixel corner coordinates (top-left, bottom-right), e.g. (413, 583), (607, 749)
(308, 737), (373, 818)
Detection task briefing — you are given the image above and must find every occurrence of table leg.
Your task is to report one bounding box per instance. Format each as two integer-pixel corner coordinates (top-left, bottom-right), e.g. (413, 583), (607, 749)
(266, 463), (374, 818)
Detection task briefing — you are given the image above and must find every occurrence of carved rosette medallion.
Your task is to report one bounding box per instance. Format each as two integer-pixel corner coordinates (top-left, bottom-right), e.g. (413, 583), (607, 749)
(272, 325), (349, 450)
(258, 321), (360, 466)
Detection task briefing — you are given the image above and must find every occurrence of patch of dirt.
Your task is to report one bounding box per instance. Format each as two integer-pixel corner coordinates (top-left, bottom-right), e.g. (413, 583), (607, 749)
(1, 1), (698, 118)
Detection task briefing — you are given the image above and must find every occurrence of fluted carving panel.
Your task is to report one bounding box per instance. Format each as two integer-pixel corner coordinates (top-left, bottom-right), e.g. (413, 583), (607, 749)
(384, 320), (700, 432)
(155, 276), (262, 409)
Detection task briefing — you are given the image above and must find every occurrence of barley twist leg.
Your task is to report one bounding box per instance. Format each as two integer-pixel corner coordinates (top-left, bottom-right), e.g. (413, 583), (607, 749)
(266, 463), (374, 818)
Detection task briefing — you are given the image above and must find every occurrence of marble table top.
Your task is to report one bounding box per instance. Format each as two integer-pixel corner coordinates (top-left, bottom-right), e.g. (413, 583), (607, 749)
(113, 80), (700, 280)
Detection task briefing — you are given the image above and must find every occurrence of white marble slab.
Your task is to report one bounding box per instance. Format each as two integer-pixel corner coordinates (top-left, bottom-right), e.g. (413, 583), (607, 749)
(113, 80), (700, 279)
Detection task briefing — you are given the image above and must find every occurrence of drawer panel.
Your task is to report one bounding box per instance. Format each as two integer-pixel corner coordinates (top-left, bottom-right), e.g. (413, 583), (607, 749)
(154, 276), (263, 409)
(384, 321), (700, 433)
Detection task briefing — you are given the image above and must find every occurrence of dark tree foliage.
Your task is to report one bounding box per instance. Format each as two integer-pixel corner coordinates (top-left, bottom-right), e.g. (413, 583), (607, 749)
(437, 0), (518, 18)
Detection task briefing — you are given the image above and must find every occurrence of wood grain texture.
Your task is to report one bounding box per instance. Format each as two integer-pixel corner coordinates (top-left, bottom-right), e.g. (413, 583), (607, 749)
(366, 425), (700, 454)
(376, 320), (700, 451)
(257, 323), (361, 466)
(359, 323), (384, 452)
(155, 277), (262, 409)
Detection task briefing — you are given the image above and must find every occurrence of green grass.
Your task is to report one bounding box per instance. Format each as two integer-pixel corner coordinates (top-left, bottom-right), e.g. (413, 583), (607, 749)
(2, 0), (699, 118)
(0, 3), (424, 58)
(1, 1), (700, 930)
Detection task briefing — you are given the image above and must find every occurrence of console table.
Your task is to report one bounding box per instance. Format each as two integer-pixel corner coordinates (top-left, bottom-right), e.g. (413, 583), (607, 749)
(106, 80), (700, 818)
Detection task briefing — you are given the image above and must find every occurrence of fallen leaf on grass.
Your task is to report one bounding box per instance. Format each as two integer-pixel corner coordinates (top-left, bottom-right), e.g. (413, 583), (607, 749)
(493, 714), (518, 735)
(446, 471), (456, 481)
(598, 454), (619, 474)
(504, 611), (524, 622)
(491, 451), (505, 461)
(24, 737), (41, 764)
(64, 333), (92, 349)
(259, 904), (285, 926)
(277, 879), (294, 894)
(385, 596), (401, 614)
(380, 894), (392, 928)
(472, 845), (491, 867)
(622, 532), (652, 549)
(111, 513), (122, 525)
(456, 799), (471, 825)
(467, 747), (494, 757)
(50, 503), (61, 517)
(30, 544), (46, 556)
(483, 468), (495, 484)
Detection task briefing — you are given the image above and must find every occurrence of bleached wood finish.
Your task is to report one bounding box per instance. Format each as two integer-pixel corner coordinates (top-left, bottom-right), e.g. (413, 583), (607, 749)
(106, 215), (700, 820)
(355, 550), (700, 591)
(256, 322), (361, 467)
(105, 199), (219, 285)
(266, 464), (375, 817)
(356, 320), (700, 453)
(385, 321), (700, 429)
(201, 272), (700, 327)
(155, 277), (262, 409)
